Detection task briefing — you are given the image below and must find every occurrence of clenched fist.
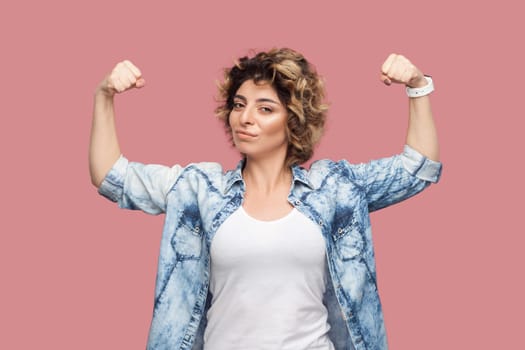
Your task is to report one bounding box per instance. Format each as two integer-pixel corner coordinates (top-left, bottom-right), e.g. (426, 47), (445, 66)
(96, 60), (145, 97)
(380, 54), (426, 88)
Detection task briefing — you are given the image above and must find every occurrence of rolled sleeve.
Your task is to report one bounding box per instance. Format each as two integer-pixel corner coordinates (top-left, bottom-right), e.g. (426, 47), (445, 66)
(97, 156), (183, 214)
(98, 155), (128, 202)
(401, 145), (442, 183)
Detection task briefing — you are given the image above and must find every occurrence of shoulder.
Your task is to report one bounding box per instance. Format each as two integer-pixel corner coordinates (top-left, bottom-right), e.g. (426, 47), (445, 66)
(175, 161), (232, 182)
(171, 161), (241, 192)
(182, 161), (226, 174)
(308, 158), (366, 178)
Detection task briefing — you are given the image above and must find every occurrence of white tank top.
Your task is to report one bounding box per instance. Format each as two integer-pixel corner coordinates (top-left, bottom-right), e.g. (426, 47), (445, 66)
(204, 206), (334, 350)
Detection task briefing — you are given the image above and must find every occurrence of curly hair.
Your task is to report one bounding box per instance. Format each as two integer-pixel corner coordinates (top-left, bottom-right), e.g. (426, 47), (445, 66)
(215, 48), (328, 166)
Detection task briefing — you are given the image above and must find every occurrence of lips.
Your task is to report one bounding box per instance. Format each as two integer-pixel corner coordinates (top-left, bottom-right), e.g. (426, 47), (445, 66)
(235, 130), (257, 138)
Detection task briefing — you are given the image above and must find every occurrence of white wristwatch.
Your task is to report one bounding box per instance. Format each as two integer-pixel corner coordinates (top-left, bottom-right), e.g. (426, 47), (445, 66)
(406, 75), (434, 98)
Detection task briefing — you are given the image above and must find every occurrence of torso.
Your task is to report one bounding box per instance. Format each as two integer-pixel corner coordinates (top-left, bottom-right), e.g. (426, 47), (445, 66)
(204, 206), (334, 350)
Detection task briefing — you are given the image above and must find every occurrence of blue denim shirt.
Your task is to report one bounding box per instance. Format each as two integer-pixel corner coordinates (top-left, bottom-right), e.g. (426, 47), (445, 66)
(98, 145), (441, 350)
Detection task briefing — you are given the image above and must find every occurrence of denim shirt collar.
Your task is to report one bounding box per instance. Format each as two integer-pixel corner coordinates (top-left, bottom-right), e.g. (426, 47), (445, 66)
(223, 159), (245, 194)
(291, 163), (314, 189)
(223, 159), (314, 194)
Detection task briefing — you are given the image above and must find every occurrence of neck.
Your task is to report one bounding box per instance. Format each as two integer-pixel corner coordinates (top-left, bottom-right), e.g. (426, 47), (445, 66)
(242, 155), (291, 195)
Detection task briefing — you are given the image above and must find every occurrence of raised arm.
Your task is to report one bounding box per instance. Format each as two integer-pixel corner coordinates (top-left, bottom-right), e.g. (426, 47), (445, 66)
(380, 54), (439, 161)
(89, 60), (145, 187)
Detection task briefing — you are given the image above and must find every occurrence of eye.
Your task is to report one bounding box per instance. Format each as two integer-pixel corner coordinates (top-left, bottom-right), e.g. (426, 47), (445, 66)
(259, 106), (273, 113)
(232, 102), (244, 110)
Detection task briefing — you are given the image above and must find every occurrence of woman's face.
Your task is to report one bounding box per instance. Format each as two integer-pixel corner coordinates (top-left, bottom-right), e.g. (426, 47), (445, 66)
(229, 80), (288, 161)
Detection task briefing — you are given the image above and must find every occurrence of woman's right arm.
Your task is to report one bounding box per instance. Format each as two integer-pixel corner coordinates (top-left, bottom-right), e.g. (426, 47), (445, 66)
(89, 60), (145, 188)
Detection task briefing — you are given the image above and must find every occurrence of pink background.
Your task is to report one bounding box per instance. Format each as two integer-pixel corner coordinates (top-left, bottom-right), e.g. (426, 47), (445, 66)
(1, 0), (523, 348)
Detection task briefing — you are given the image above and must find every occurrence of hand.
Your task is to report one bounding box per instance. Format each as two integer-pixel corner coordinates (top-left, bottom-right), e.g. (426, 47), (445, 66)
(380, 54), (426, 88)
(96, 60), (145, 97)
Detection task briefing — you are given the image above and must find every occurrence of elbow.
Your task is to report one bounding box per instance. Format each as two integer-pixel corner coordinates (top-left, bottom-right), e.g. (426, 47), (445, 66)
(90, 174), (102, 189)
(89, 161), (112, 189)
(89, 168), (105, 189)
(91, 178), (102, 189)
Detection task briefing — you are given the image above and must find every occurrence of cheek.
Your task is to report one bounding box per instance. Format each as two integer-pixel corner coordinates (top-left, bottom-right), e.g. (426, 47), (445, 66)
(266, 117), (287, 137)
(228, 112), (240, 130)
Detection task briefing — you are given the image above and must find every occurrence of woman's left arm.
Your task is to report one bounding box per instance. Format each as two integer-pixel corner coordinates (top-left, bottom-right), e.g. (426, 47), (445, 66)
(381, 54), (439, 161)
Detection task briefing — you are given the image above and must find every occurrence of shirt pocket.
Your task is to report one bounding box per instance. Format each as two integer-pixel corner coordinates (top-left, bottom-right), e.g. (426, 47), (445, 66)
(171, 218), (203, 261)
(332, 215), (364, 260)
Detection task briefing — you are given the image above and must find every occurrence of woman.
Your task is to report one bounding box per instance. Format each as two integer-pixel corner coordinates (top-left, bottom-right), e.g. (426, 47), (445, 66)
(90, 48), (441, 350)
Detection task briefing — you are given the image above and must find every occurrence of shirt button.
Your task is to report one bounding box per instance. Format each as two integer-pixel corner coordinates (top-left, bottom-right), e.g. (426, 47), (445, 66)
(338, 228), (344, 234)
(294, 200), (302, 206)
(318, 220), (323, 226)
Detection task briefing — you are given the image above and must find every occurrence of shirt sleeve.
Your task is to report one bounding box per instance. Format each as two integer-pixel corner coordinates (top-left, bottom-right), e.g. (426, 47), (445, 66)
(97, 155), (184, 215)
(350, 145), (442, 212)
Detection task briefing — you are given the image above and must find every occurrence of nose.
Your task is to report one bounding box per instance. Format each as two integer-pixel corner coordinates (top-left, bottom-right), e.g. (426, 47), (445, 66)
(239, 105), (254, 125)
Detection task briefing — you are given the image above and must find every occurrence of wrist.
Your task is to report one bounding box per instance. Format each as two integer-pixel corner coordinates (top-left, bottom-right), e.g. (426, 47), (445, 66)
(408, 75), (428, 88)
(406, 75), (434, 98)
(93, 89), (115, 113)
(94, 86), (115, 99)
(94, 76), (117, 98)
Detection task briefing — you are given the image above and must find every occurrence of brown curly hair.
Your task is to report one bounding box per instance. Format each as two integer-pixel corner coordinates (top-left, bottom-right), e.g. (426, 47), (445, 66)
(215, 48), (328, 166)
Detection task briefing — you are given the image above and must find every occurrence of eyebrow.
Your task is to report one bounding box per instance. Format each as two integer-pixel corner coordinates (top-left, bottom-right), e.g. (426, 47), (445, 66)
(233, 94), (281, 105)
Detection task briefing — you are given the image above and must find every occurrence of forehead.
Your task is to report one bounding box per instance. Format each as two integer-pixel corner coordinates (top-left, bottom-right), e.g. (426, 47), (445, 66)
(235, 80), (279, 100)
